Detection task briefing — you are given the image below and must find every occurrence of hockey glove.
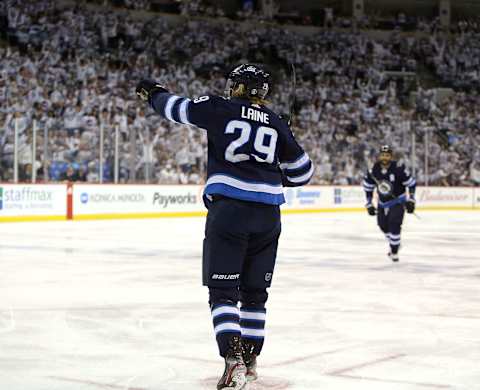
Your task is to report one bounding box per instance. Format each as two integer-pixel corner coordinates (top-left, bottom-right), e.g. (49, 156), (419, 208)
(405, 199), (416, 214)
(136, 80), (168, 104)
(366, 203), (376, 216)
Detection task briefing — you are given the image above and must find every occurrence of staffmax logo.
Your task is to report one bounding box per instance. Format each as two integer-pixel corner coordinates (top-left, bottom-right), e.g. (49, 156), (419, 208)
(153, 192), (197, 208)
(2, 187), (52, 202)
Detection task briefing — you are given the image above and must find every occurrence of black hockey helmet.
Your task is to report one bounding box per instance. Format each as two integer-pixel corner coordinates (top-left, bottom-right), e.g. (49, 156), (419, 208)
(380, 145), (393, 155)
(224, 64), (271, 100)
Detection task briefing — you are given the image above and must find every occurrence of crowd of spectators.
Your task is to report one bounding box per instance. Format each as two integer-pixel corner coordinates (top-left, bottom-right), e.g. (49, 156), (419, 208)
(0, 0), (479, 186)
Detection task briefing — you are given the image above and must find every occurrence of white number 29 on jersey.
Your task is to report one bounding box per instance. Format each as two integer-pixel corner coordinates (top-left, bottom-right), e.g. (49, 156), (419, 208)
(224, 120), (278, 164)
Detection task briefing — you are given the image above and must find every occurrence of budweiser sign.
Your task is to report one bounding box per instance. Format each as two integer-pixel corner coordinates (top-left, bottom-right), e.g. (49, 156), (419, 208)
(417, 188), (471, 203)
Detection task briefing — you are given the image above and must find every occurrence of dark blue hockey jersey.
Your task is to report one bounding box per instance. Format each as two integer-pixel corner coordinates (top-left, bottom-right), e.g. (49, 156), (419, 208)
(150, 92), (314, 205)
(363, 161), (416, 208)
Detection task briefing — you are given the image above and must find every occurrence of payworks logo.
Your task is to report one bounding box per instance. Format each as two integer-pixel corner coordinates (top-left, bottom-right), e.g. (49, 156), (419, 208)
(0, 187), (3, 210)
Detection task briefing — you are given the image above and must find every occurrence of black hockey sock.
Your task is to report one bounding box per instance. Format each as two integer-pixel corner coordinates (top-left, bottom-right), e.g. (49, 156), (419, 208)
(387, 233), (401, 253)
(390, 244), (400, 254)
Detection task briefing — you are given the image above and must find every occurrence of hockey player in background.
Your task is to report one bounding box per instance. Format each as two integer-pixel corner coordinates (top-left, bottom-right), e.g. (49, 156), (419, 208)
(136, 64), (313, 389)
(363, 145), (416, 262)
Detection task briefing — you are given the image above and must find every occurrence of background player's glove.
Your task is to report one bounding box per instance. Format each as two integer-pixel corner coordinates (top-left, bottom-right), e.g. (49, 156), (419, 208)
(136, 80), (168, 103)
(279, 113), (292, 126)
(405, 199), (416, 214)
(366, 203), (376, 216)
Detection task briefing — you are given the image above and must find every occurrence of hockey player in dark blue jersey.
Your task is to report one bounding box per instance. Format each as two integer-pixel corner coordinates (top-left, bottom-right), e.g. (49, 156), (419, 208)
(363, 145), (416, 262)
(136, 64), (313, 389)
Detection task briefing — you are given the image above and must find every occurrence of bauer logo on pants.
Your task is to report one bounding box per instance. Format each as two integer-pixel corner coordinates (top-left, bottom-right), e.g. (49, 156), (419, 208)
(265, 273), (272, 282)
(211, 273), (240, 280)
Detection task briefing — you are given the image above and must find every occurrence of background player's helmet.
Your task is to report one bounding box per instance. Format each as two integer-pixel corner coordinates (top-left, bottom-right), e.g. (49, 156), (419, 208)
(224, 64), (271, 100)
(380, 145), (393, 155)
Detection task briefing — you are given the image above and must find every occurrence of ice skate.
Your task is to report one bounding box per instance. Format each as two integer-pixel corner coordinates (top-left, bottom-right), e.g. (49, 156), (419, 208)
(388, 252), (399, 262)
(242, 341), (258, 382)
(217, 336), (247, 390)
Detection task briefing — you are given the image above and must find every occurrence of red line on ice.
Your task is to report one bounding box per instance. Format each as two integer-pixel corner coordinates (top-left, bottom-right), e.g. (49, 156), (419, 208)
(326, 353), (405, 375)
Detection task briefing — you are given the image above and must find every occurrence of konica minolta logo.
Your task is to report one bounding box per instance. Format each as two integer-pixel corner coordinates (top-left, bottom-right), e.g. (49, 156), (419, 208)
(80, 193), (89, 204)
(211, 273), (240, 280)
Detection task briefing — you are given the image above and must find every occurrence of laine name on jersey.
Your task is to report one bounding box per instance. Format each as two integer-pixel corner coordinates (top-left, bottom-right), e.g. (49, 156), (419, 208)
(241, 106), (270, 124)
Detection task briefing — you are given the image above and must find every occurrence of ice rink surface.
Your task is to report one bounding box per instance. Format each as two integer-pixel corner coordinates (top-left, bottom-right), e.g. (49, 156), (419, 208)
(1, 211), (479, 390)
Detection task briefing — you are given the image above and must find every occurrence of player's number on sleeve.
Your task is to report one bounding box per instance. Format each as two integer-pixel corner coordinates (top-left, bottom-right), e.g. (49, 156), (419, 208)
(193, 96), (210, 103)
(224, 120), (277, 164)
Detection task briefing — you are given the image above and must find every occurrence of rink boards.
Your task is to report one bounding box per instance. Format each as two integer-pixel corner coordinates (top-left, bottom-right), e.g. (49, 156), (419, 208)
(0, 184), (479, 222)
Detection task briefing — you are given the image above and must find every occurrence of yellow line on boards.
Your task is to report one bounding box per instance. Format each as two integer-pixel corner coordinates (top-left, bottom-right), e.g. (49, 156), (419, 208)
(73, 212), (208, 220)
(0, 207), (478, 222)
(0, 215), (67, 223)
(282, 208), (364, 214)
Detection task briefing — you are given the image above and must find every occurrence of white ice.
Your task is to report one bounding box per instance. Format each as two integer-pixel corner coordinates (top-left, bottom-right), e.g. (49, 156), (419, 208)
(0, 211), (479, 390)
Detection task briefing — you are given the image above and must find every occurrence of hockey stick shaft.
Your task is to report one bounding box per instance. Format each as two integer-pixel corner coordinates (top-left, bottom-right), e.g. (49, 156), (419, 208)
(289, 63), (296, 121)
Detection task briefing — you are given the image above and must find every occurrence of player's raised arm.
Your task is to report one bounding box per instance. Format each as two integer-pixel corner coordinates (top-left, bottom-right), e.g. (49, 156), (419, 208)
(278, 127), (314, 187)
(135, 79), (212, 129)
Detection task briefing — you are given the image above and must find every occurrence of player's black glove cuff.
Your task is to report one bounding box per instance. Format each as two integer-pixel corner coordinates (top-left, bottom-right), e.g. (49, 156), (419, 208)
(405, 199), (415, 214)
(136, 80), (168, 104)
(279, 113), (292, 127)
(366, 203), (376, 216)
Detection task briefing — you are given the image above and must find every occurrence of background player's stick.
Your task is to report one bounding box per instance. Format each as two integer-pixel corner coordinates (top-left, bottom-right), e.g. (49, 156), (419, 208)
(289, 63), (296, 123)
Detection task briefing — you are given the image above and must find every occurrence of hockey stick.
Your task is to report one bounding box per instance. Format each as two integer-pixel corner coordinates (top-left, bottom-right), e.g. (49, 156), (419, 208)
(289, 63), (296, 122)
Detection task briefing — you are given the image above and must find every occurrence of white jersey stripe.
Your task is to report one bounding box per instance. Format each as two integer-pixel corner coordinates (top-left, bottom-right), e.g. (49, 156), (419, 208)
(178, 98), (192, 125)
(165, 95), (182, 122)
(286, 164), (314, 183)
(205, 175), (283, 195)
(279, 153), (310, 170)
